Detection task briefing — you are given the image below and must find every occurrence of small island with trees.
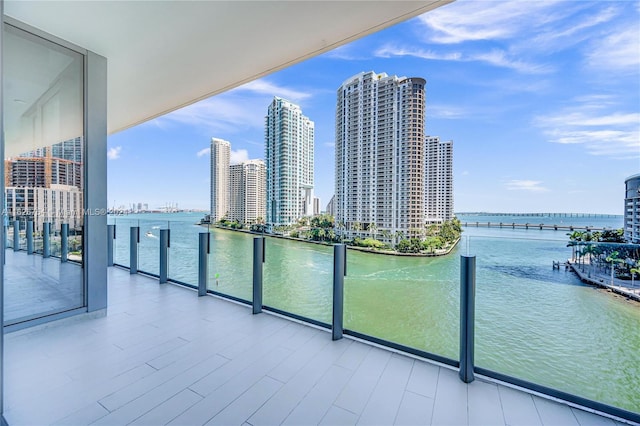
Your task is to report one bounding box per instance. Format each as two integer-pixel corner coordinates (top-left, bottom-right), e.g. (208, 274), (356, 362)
(211, 213), (462, 257)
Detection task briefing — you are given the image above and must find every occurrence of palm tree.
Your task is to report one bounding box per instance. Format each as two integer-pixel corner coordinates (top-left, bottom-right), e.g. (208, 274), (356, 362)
(369, 222), (378, 240)
(630, 260), (640, 288)
(380, 229), (391, 244)
(605, 251), (625, 286)
(394, 230), (405, 246)
(566, 230), (583, 262)
(353, 222), (362, 239)
(580, 244), (600, 278)
(327, 229), (336, 243)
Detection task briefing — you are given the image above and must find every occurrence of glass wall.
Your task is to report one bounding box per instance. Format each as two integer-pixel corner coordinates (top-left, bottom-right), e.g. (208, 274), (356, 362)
(3, 23), (84, 325)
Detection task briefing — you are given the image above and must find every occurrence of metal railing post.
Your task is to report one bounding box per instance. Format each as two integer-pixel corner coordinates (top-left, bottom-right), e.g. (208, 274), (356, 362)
(13, 220), (19, 252)
(61, 223), (69, 262)
(26, 221), (34, 254)
(106, 224), (115, 266)
(160, 229), (169, 284)
(253, 237), (265, 314)
(130, 226), (139, 274)
(460, 255), (476, 383)
(43, 222), (51, 258)
(198, 232), (210, 296)
(333, 244), (347, 340)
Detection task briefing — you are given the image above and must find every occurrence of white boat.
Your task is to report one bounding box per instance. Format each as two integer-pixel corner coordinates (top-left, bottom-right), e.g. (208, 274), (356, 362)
(145, 231), (153, 237)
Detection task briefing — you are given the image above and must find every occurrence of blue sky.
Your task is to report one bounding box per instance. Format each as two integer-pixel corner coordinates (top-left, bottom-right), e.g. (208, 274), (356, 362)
(107, 0), (640, 214)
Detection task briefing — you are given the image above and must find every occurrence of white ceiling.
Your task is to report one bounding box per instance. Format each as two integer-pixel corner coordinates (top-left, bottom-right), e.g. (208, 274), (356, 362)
(5, 0), (452, 135)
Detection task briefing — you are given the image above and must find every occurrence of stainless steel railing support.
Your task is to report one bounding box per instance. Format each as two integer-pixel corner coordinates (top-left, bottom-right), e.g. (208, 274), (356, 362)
(160, 229), (170, 284)
(198, 232), (210, 296)
(26, 221), (34, 254)
(106, 224), (115, 266)
(460, 255), (476, 383)
(43, 223), (51, 258)
(61, 224), (69, 263)
(253, 237), (265, 314)
(129, 226), (139, 273)
(333, 244), (347, 341)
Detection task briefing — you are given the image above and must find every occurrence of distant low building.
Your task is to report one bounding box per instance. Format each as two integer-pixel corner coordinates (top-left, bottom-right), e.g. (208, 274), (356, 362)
(624, 173), (640, 243)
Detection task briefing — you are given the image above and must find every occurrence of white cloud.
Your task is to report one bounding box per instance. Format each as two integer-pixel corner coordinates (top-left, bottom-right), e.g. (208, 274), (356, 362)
(469, 50), (553, 74)
(417, 1), (565, 44)
(152, 96), (264, 134)
(428, 104), (468, 120)
(237, 79), (311, 103)
(324, 44), (366, 61)
(535, 102), (640, 159)
(585, 25), (640, 73)
(230, 149), (249, 165)
(374, 45), (552, 74)
(375, 45), (462, 61)
(196, 147), (210, 157)
(505, 180), (549, 192)
(107, 146), (122, 160)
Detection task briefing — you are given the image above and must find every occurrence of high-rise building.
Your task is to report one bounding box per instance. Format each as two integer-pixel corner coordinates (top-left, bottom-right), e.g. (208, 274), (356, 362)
(326, 195), (335, 218)
(210, 138), (230, 222)
(425, 136), (454, 223)
(625, 173), (640, 243)
(229, 159), (266, 225)
(265, 97), (314, 226)
(336, 71), (439, 241)
(4, 137), (84, 231)
(313, 197), (321, 216)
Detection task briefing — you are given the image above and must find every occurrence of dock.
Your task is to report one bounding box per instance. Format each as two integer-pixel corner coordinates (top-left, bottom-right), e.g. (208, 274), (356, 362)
(568, 261), (640, 302)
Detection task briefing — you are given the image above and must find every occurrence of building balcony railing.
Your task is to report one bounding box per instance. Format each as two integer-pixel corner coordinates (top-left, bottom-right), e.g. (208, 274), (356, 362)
(103, 217), (640, 423)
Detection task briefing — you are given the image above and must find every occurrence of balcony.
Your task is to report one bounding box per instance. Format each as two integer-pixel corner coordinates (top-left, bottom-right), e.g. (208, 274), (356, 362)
(4, 218), (631, 424)
(3, 267), (624, 426)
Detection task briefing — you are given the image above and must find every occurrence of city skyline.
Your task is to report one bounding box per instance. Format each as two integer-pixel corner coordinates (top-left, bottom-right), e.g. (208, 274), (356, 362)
(107, 1), (639, 214)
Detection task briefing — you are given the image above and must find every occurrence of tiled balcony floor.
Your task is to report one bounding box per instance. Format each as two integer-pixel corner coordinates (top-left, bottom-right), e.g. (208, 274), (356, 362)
(4, 267), (632, 425)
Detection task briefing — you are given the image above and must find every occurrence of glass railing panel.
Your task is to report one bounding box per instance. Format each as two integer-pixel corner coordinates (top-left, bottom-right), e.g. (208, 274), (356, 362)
(167, 220), (200, 285)
(207, 226), (253, 301)
(343, 246), (460, 360)
(137, 220), (168, 275)
(34, 222), (43, 255)
(113, 218), (138, 267)
(471, 235), (640, 414)
(18, 219), (27, 251)
(263, 237), (333, 324)
(47, 223), (61, 258)
(68, 227), (83, 263)
(6, 223), (13, 250)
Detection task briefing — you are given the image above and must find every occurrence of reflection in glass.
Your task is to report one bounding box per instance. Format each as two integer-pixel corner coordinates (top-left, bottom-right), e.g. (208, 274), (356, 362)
(3, 24), (84, 324)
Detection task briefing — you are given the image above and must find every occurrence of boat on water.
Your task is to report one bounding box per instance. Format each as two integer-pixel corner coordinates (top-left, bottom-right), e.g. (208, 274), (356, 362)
(145, 231), (153, 237)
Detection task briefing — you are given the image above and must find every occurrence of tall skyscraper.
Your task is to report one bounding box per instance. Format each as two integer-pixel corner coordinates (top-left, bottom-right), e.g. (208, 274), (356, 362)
(335, 71), (453, 241)
(265, 97), (314, 226)
(210, 138), (230, 222)
(425, 136), (454, 223)
(229, 159), (266, 225)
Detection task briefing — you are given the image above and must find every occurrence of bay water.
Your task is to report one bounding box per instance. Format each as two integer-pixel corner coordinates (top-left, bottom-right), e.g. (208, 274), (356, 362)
(109, 212), (639, 413)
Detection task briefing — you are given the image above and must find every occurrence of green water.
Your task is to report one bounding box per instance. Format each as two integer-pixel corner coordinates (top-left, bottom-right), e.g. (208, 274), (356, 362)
(111, 213), (640, 414)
